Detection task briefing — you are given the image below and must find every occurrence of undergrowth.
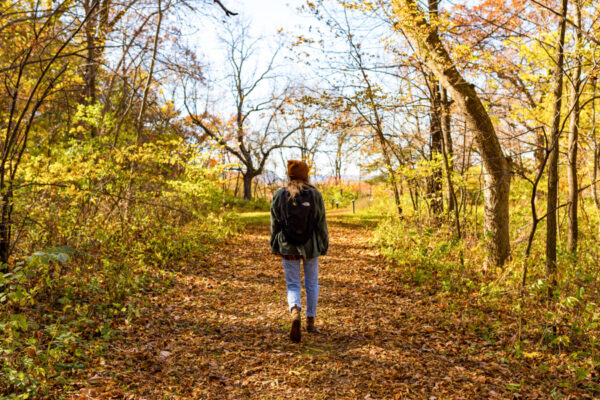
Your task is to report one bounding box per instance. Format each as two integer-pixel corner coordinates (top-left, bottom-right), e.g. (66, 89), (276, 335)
(370, 190), (600, 393)
(0, 214), (237, 399)
(0, 138), (238, 399)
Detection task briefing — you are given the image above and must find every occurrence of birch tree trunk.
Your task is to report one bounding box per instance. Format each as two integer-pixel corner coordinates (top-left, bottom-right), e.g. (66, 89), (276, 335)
(390, 0), (512, 267)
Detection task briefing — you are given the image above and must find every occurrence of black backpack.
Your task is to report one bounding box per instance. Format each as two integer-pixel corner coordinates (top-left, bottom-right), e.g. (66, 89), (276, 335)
(279, 188), (315, 245)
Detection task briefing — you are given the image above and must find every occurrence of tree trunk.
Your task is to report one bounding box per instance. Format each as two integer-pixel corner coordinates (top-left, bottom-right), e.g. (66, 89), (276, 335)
(427, 0), (443, 215)
(567, 0), (582, 254)
(335, 136), (344, 185)
(428, 76), (444, 215)
(135, 0), (162, 143)
(243, 173), (254, 200)
(82, 0), (114, 138)
(352, 39), (402, 215)
(83, 0), (100, 137)
(234, 171), (241, 197)
(535, 130), (546, 181)
(546, 0), (569, 296)
(124, 0), (162, 222)
(378, 136), (402, 215)
(441, 88), (455, 212)
(592, 78), (600, 216)
(0, 187), (13, 270)
(391, 0), (512, 267)
(83, 0), (98, 103)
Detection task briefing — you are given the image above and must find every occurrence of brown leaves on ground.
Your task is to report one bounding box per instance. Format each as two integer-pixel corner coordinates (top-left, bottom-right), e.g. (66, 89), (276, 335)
(69, 216), (595, 399)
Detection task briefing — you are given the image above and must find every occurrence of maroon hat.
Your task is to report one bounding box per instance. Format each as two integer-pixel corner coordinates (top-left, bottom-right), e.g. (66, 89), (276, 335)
(287, 160), (309, 180)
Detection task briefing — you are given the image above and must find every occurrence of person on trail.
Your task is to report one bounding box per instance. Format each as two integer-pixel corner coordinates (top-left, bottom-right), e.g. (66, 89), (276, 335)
(270, 160), (329, 343)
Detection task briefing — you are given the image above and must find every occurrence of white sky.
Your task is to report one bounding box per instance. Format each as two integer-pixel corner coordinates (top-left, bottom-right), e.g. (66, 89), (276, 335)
(191, 0), (365, 180)
(242, 1), (306, 34)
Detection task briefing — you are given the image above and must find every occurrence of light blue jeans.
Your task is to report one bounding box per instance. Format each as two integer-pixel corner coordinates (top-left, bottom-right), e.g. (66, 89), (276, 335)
(282, 257), (319, 317)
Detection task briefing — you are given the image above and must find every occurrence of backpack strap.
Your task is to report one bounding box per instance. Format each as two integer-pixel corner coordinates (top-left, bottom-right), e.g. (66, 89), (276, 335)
(308, 188), (316, 231)
(279, 188), (290, 230)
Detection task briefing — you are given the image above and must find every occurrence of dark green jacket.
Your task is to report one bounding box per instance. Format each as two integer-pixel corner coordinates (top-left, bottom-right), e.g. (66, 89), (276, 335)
(270, 186), (329, 259)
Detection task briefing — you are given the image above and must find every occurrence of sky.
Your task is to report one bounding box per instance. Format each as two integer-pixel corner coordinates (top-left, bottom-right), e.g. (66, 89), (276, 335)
(190, 0), (366, 181)
(198, 0), (312, 67)
(191, 0), (488, 182)
(241, 1), (306, 35)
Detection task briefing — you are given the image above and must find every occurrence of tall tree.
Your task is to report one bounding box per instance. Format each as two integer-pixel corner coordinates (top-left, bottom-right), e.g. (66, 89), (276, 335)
(0, 2), (97, 267)
(390, 0), (512, 267)
(290, 99), (327, 168)
(441, 87), (455, 212)
(546, 0), (569, 295)
(81, 0), (139, 137)
(186, 25), (302, 200)
(567, 0), (582, 254)
(592, 77), (600, 219)
(335, 10), (403, 214)
(426, 0), (443, 215)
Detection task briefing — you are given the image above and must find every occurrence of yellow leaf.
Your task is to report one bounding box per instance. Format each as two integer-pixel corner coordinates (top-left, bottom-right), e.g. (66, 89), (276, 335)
(523, 352), (541, 359)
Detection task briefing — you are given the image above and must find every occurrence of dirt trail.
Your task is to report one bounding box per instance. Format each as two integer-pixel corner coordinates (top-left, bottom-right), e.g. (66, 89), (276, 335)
(73, 215), (557, 399)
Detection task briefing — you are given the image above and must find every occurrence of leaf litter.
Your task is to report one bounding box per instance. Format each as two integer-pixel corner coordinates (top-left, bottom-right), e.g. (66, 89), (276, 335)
(69, 216), (597, 399)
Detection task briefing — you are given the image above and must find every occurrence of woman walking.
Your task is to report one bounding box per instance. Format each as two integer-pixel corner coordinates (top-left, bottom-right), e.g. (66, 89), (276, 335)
(270, 160), (329, 343)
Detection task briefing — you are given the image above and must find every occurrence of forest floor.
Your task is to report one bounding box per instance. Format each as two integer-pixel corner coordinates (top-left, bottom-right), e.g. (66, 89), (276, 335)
(70, 211), (595, 400)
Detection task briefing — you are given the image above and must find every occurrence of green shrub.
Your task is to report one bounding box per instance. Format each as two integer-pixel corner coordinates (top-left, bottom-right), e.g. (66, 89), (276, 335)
(321, 184), (360, 208)
(0, 138), (236, 398)
(223, 196), (270, 211)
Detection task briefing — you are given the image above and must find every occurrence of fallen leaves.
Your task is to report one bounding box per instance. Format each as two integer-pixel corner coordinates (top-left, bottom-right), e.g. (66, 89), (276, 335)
(66, 215), (599, 399)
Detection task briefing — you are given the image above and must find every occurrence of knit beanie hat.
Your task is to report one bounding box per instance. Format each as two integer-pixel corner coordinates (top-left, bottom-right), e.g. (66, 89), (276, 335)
(287, 160), (309, 181)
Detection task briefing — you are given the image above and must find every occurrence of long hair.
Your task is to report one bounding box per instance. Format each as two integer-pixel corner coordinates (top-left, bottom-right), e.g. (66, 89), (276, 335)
(287, 179), (315, 199)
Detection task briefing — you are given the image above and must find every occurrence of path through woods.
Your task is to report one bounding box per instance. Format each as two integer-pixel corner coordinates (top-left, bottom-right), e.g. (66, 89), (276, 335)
(73, 213), (587, 399)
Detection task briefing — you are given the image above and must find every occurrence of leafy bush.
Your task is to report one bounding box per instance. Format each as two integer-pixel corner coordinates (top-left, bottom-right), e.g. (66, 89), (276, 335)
(223, 196), (270, 211)
(321, 184), (360, 208)
(373, 215), (473, 293)
(0, 137), (235, 398)
(369, 177), (600, 378)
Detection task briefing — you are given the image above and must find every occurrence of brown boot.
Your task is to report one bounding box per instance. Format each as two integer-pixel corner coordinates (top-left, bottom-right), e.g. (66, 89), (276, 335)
(290, 306), (301, 343)
(306, 316), (315, 332)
